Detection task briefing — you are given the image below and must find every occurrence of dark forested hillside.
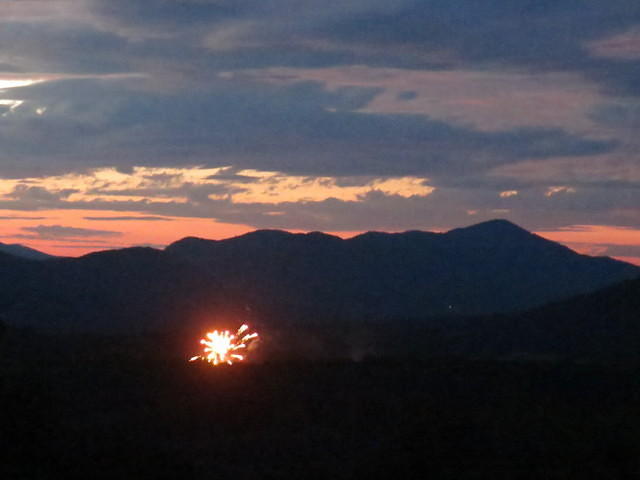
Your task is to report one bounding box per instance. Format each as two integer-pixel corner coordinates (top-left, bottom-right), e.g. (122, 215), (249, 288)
(166, 219), (638, 323)
(449, 276), (640, 360)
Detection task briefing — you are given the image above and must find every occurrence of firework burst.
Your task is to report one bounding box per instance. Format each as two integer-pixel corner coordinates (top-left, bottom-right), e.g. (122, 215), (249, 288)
(189, 324), (259, 365)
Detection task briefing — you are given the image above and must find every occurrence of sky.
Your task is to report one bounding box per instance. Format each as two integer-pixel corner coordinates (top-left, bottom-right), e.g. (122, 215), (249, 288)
(0, 0), (639, 264)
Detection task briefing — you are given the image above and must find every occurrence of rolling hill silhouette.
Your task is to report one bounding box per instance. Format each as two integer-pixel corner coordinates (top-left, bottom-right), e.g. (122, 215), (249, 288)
(1, 219), (638, 332)
(0, 242), (54, 260)
(381, 274), (640, 361)
(446, 276), (640, 359)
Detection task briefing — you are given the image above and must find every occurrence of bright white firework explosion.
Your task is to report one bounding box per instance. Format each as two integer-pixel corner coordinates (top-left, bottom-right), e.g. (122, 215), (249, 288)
(189, 324), (259, 366)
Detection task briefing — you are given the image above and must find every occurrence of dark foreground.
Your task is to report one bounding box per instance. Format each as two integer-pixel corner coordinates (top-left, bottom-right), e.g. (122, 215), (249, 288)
(3, 330), (640, 479)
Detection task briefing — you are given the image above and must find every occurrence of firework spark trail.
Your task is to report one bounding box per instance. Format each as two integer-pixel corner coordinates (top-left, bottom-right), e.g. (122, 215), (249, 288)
(189, 324), (259, 365)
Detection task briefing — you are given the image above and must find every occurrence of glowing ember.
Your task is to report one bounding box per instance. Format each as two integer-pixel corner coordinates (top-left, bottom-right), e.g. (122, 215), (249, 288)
(189, 324), (259, 365)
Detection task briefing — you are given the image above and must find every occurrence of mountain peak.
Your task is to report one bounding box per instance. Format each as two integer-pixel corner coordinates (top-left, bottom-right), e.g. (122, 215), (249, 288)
(236, 229), (295, 241)
(445, 219), (534, 240)
(166, 236), (215, 249)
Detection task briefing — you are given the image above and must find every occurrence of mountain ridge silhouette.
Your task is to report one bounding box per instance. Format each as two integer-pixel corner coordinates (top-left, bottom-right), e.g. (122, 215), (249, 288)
(1, 219), (637, 332)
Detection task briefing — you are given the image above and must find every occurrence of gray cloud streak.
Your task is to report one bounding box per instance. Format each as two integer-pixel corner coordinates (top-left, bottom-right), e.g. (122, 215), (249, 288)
(20, 225), (123, 240)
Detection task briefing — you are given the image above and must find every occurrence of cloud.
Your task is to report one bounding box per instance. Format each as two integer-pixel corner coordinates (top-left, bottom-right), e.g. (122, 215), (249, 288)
(90, 0), (249, 34)
(83, 215), (174, 221)
(0, 77), (615, 181)
(588, 27), (640, 61)
(246, 66), (608, 135)
(500, 191), (519, 198)
(47, 243), (126, 250)
(0, 166), (434, 207)
(0, 63), (25, 73)
(0, 162), (637, 234)
(545, 186), (577, 197)
(20, 224), (123, 240)
(0, 215), (47, 220)
(2, 1), (639, 90)
(601, 244), (640, 257)
(564, 242), (640, 259)
(0, 22), (132, 75)
(7, 185), (77, 203)
(2, 0), (91, 22)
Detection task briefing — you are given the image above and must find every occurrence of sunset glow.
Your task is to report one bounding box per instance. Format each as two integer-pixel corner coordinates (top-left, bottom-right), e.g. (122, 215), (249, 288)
(0, 209), (254, 256)
(536, 226), (640, 266)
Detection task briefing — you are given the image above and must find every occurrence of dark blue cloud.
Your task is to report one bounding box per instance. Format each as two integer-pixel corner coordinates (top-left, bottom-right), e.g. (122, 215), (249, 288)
(397, 91), (418, 101)
(92, 0), (251, 30)
(0, 22), (132, 74)
(324, 1), (640, 63)
(3, 1), (639, 92)
(0, 77), (614, 178)
(318, 1), (640, 96)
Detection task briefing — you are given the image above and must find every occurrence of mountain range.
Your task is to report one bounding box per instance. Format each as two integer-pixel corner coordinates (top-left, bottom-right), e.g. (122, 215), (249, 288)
(1, 219), (638, 333)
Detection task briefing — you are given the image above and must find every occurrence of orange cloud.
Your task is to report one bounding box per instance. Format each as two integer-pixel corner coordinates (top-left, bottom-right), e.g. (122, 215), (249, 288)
(499, 190), (518, 198)
(0, 166), (433, 207)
